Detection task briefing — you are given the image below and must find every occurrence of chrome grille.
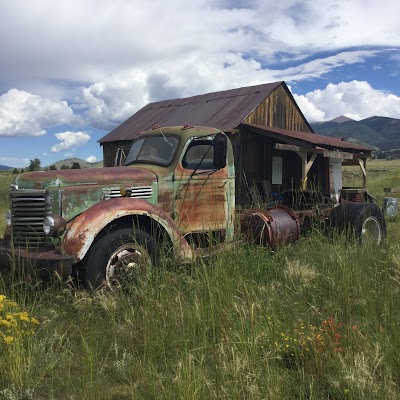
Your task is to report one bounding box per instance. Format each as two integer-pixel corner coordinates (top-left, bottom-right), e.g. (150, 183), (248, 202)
(11, 189), (50, 248)
(103, 186), (153, 200)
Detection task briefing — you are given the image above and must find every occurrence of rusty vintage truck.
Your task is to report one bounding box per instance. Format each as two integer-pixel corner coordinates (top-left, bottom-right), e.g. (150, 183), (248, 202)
(0, 125), (386, 287)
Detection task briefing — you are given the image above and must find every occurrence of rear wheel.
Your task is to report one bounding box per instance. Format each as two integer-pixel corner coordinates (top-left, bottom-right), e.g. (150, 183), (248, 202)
(85, 227), (158, 289)
(350, 203), (386, 244)
(330, 203), (386, 245)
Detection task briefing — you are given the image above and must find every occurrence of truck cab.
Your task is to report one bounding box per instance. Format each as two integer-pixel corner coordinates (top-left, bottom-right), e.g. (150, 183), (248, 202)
(123, 126), (235, 241)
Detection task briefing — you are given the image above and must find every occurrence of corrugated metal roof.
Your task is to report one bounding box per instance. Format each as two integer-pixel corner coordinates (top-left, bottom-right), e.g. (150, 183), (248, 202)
(99, 82), (283, 143)
(243, 123), (372, 153)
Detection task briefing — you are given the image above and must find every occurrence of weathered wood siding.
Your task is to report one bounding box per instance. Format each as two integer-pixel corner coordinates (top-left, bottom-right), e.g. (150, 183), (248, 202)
(233, 85), (315, 206)
(243, 85), (312, 132)
(103, 140), (132, 167)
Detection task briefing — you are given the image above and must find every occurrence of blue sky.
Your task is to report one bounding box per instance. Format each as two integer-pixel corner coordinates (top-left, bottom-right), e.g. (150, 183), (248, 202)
(0, 0), (399, 168)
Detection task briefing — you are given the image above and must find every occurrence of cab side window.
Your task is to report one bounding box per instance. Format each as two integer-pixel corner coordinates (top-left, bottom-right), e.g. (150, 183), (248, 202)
(182, 140), (216, 170)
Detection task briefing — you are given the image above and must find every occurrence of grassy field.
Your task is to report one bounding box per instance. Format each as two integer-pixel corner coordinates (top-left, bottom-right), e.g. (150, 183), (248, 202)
(0, 162), (400, 399)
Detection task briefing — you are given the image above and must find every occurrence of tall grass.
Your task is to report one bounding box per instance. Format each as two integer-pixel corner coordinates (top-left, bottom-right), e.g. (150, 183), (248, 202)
(0, 163), (399, 399)
(0, 171), (13, 237)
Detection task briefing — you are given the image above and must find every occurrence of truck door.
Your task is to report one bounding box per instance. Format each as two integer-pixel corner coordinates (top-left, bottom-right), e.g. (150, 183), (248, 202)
(173, 136), (231, 236)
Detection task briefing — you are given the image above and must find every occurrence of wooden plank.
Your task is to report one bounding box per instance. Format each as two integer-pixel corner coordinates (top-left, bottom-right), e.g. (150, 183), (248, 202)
(296, 151), (308, 190)
(358, 158), (367, 188)
(305, 153), (317, 175)
(323, 150), (353, 160)
(275, 143), (301, 152)
(358, 158), (366, 176)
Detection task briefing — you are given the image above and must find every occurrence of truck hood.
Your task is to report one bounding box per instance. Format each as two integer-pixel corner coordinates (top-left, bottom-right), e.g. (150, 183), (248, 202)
(13, 166), (158, 222)
(15, 166), (157, 190)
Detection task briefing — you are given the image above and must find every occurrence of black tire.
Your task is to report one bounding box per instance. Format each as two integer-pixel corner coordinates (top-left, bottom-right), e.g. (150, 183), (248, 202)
(330, 202), (358, 231)
(330, 202), (386, 245)
(85, 227), (158, 289)
(348, 203), (386, 244)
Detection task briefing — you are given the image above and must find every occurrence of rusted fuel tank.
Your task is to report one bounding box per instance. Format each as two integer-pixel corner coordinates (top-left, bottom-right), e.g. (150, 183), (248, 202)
(241, 206), (300, 249)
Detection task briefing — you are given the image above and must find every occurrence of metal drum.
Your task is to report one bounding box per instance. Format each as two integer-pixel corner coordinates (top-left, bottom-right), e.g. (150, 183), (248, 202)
(383, 197), (398, 218)
(241, 206), (300, 249)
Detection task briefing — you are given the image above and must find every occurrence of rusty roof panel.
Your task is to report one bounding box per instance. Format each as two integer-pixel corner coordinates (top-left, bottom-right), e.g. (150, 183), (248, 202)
(243, 123), (372, 153)
(99, 82), (283, 143)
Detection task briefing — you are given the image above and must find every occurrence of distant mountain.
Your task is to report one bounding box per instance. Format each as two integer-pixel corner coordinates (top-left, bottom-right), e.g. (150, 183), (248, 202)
(329, 116), (355, 124)
(45, 158), (103, 170)
(0, 164), (13, 171)
(311, 116), (400, 151)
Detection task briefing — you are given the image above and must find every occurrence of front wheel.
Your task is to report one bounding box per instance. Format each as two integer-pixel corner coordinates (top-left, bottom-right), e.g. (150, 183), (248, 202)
(85, 227), (158, 289)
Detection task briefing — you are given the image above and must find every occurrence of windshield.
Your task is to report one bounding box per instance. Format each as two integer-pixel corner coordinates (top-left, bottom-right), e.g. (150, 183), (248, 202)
(124, 135), (179, 166)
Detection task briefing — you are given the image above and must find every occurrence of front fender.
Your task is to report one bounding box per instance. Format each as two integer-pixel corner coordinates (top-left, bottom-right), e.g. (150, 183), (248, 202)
(61, 197), (193, 263)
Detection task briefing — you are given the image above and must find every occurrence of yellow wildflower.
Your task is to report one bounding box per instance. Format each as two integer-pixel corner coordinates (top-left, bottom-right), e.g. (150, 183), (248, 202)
(0, 319), (11, 328)
(4, 336), (14, 345)
(0, 294), (40, 345)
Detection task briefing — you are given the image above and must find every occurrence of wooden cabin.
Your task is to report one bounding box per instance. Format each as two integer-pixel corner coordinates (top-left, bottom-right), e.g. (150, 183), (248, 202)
(99, 81), (372, 207)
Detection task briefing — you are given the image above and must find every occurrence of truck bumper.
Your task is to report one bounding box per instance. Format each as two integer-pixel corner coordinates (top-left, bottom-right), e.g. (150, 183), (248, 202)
(0, 240), (73, 278)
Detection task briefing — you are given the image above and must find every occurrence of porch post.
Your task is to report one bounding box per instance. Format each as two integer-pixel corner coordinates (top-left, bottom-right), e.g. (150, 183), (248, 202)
(358, 158), (367, 188)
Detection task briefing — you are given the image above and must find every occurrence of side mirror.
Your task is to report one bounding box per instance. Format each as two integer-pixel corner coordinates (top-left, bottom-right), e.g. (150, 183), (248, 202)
(213, 133), (227, 169)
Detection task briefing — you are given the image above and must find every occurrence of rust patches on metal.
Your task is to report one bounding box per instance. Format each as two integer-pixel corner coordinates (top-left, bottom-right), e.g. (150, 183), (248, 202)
(0, 242), (72, 277)
(157, 189), (173, 213)
(62, 197), (193, 263)
(173, 163), (230, 233)
(18, 166), (157, 190)
(241, 205), (300, 249)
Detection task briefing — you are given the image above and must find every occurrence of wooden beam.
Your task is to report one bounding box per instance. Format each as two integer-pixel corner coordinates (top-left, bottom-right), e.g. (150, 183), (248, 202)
(328, 162), (336, 197)
(358, 158), (367, 188)
(296, 151), (308, 190)
(323, 150), (353, 160)
(358, 158), (366, 176)
(275, 143), (301, 152)
(275, 142), (322, 154)
(305, 153), (317, 175)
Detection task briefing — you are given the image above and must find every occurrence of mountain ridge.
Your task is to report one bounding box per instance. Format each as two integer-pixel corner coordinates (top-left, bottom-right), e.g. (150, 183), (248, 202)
(45, 158), (103, 170)
(311, 115), (400, 151)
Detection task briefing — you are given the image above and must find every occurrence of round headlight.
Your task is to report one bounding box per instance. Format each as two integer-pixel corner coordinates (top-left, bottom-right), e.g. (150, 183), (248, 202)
(43, 216), (55, 235)
(43, 215), (67, 237)
(6, 210), (11, 226)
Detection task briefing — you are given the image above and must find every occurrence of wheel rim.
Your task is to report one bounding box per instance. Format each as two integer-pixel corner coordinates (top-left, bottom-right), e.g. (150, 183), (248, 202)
(361, 216), (382, 244)
(105, 243), (152, 288)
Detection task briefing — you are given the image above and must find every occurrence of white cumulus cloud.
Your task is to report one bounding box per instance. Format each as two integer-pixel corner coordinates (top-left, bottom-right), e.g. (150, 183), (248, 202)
(294, 81), (400, 122)
(0, 89), (75, 136)
(85, 155), (97, 163)
(79, 71), (148, 130)
(51, 131), (91, 152)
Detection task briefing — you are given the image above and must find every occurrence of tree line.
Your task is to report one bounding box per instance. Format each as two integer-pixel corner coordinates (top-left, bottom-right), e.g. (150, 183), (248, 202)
(13, 158), (81, 174)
